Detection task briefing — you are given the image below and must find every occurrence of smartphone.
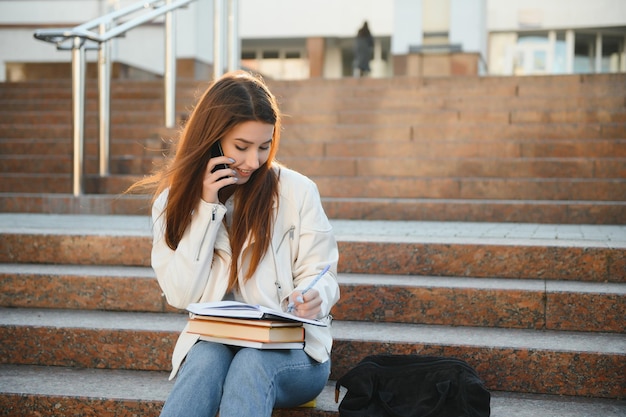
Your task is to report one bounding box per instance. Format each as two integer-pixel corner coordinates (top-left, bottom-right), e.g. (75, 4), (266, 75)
(210, 141), (228, 173)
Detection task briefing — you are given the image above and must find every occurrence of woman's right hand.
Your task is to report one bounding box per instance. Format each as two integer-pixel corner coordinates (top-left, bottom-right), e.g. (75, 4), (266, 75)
(201, 157), (237, 203)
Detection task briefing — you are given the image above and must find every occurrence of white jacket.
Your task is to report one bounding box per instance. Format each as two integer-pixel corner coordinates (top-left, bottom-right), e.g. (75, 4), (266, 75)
(151, 166), (340, 379)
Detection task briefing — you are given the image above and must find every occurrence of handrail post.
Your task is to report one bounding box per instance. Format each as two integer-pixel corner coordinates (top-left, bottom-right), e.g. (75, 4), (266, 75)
(98, 22), (111, 176)
(227, 0), (239, 72)
(213, 0), (226, 78)
(71, 36), (86, 196)
(164, 0), (176, 128)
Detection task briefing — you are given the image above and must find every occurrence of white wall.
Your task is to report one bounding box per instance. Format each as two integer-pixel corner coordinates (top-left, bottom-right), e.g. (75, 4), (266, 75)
(0, 0), (103, 24)
(450, 0), (487, 73)
(450, 0), (486, 52)
(238, 0), (392, 38)
(487, 0), (626, 31)
(391, 0), (422, 55)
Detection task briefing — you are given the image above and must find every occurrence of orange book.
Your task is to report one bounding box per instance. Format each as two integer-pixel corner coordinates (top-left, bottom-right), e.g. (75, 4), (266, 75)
(187, 315), (305, 343)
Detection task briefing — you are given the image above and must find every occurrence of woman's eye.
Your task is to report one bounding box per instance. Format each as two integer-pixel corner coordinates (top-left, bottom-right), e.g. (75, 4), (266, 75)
(260, 146), (270, 151)
(235, 146), (247, 151)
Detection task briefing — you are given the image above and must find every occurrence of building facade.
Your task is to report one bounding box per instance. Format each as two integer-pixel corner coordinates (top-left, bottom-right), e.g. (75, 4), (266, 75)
(0, 0), (624, 82)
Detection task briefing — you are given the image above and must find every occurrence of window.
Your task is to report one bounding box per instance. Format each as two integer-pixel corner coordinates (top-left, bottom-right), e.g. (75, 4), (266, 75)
(241, 51), (256, 60)
(262, 51), (279, 59)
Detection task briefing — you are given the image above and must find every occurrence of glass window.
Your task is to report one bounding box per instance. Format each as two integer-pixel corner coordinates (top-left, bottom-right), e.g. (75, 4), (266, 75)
(553, 32), (567, 74)
(262, 51), (279, 59)
(602, 36), (623, 72)
(241, 51), (256, 60)
(574, 34), (594, 73)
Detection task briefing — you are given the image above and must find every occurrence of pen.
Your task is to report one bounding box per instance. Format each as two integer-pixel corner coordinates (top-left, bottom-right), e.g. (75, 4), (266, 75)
(287, 264), (331, 313)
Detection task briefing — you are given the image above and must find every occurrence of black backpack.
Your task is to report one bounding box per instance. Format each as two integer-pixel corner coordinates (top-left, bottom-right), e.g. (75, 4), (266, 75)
(335, 354), (491, 417)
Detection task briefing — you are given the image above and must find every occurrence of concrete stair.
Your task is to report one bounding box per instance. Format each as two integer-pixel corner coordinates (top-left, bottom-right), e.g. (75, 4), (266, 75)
(0, 213), (625, 416)
(0, 73), (625, 415)
(0, 74), (625, 223)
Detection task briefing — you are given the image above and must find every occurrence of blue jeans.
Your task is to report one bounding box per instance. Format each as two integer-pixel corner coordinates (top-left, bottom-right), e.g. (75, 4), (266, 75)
(159, 340), (331, 417)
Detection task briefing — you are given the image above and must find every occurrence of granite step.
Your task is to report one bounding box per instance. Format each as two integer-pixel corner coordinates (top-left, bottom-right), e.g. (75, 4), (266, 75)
(0, 123), (169, 140)
(296, 95), (626, 113)
(1, 364), (625, 417)
(1, 214), (624, 283)
(5, 154), (623, 180)
(311, 176), (625, 201)
(0, 155), (160, 176)
(0, 307), (624, 398)
(0, 138), (164, 158)
(1, 121), (624, 142)
(3, 137), (624, 160)
(1, 76), (615, 103)
(0, 97), (193, 112)
(0, 264), (623, 333)
(281, 122), (626, 142)
(280, 109), (626, 125)
(4, 108), (626, 126)
(320, 197), (626, 224)
(4, 172), (623, 201)
(3, 93), (623, 114)
(0, 110), (165, 125)
(322, 138), (626, 159)
(2, 193), (625, 224)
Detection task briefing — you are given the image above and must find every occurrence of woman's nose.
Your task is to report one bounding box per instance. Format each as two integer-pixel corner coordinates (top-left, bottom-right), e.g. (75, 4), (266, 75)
(245, 151), (260, 169)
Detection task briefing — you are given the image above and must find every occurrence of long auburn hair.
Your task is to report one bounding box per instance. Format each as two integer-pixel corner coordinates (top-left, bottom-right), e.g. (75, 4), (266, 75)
(130, 70), (281, 291)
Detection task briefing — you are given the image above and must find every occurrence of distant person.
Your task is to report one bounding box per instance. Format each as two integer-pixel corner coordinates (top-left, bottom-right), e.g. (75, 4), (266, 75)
(353, 21), (374, 77)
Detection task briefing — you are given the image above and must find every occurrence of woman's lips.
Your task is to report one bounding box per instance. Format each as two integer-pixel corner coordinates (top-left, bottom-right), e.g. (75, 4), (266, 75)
(236, 168), (253, 178)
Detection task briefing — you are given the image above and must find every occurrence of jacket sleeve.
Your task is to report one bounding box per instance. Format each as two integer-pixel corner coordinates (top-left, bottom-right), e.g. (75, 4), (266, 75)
(151, 190), (228, 309)
(290, 178), (340, 318)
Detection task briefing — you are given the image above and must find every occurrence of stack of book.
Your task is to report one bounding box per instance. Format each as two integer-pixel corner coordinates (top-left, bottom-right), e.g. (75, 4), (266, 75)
(186, 301), (327, 349)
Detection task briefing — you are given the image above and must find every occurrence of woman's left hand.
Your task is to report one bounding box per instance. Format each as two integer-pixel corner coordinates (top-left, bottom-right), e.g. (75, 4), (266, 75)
(288, 289), (322, 319)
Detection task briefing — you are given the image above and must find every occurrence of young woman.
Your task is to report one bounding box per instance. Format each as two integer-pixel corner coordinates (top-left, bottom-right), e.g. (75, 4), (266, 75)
(138, 71), (340, 417)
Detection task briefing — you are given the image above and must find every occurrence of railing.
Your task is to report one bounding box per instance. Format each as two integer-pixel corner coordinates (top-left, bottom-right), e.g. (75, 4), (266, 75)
(34, 0), (240, 196)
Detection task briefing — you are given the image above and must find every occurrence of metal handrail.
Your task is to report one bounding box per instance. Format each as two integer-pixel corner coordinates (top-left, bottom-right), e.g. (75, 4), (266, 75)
(35, 0), (194, 47)
(33, 0), (196, 196)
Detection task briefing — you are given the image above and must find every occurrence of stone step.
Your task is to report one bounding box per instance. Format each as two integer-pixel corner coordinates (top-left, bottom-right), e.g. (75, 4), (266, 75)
(0, 123), (165, 140)
(2, 73), (623, 99)
(3, 107), (626, 126)
(1, 193), (625, 224)
(0, 155), (158, 176)
(4, 172), (624, 201)
(0, 137), (163, 156)
(0, 193), (152, 216)
(2, 173), (623, 201)
(322, 138), (626, 159)
(2, 121), (624, 142)
(282, 122), (626, 142)
(3, 93), (624, 114)
(321, 197), (626, 224)
(0, 307), (623, 398)
(312, 176), (625, 200)
(0, 110), (165, 126)
(3, 154), (624, 180)
(283, 109), (626, 125)
(0, 214), (624, 283)
(0, 365), (626, 417)
(288, 94), (626, 113)
(4, 137), (624, 160)
(0, 97), (191, 112)
(3, 364), (625, 417)
(282, 156), (626, 179)
(0, 264), (623, 333)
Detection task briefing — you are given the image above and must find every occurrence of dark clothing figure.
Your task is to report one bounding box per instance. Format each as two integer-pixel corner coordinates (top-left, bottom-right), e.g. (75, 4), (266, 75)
(353, 22), (374, 77)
